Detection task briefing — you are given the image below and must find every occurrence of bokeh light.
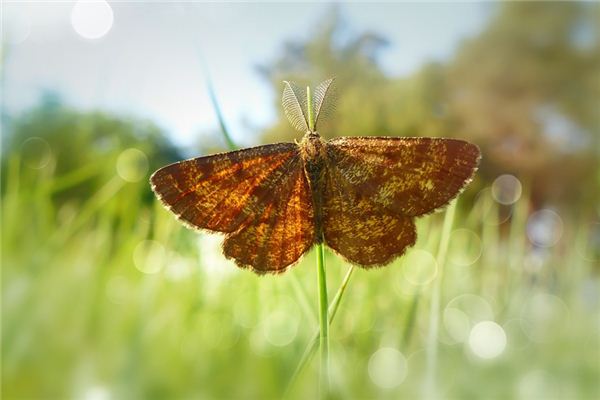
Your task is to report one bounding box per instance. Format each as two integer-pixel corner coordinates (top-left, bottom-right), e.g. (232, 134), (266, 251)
(448, 229), (483, 266)
(468, 320), (507, 359)
(518, 370), (558, 400)
(82, 385), (111, 400)
(520, 293), (569, 343)
(400, 249), (438, 285)
(263, 308), (300, 347)
(491, 174), (522, 205)
(443, 294), (494, 344)
(163, 257), (194, 281)
(71, 0), (114, 40)
(116, 148), (149, 182)
(442, 307), (471, 344)
(133, 240), (166, 274)
(368, 347), (408, 389)
(526, 209), (564, 247)
(476, 188), (513, 225)
(503, 319), (531, 351)
(21, 137), (52, 169)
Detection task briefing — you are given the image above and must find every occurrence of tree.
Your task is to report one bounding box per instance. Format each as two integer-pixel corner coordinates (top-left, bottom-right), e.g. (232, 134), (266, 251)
(447, 2), (599, 208)
(257, 3), (600, 209)
(2, 92), (182, 205)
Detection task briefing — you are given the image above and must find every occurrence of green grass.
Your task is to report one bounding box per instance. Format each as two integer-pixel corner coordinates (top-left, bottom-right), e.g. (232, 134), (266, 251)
(2, 147), (599, 400)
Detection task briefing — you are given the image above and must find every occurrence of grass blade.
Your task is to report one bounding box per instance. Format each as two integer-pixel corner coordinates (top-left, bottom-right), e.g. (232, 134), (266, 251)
(284, 265), (355, 397)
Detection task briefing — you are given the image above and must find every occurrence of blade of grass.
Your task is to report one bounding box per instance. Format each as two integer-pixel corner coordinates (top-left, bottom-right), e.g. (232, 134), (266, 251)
(423, 199), (457, 399)
(284, 265), (355, 397)
(206, 74), (237, 151)
(316, 242), (329, 394)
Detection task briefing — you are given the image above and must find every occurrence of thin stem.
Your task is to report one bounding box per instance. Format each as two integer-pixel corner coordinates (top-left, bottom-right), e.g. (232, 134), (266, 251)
(316, 243), (329, 395)
(206, 75), (237, 151)
(423, 200), (457, 399)
(307, 83), (328, 394)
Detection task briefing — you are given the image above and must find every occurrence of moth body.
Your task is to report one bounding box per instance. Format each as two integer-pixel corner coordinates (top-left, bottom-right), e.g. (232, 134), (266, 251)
(299, 131), (327, 243)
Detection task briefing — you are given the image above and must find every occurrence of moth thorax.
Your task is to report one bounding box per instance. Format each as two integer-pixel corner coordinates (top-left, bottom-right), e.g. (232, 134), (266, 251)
(301, 132), (326, 161)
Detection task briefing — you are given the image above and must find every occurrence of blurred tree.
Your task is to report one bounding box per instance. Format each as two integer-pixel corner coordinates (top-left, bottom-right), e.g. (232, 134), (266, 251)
(447, 2), (599, 209)
(258, 3), (600, 210)
(1, 92), (182, 205)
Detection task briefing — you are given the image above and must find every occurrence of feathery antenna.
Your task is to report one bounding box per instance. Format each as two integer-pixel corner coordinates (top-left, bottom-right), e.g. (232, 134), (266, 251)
(282, 81), (309, 132)
(282, 78), (335, 133)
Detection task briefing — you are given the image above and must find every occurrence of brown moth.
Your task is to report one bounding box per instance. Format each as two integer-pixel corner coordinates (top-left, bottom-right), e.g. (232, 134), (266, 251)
(150, 79), (480, 274)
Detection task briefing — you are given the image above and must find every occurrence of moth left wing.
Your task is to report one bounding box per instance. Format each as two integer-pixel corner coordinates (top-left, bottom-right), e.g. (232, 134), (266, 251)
(150, 143), (301, 233)
(223, 157), (315, 274)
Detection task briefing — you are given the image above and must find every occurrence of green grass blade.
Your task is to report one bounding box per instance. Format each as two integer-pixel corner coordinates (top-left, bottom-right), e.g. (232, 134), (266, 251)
(205, 76), (237, 151)
(316, 242), (329, 395)
(284, 265), (355, 397)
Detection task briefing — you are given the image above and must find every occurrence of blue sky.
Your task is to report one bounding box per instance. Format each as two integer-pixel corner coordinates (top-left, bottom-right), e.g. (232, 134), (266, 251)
(3, 1), (493, 147)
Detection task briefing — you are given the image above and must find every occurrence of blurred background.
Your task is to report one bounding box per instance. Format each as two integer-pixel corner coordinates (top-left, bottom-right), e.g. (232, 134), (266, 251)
(2, 1), (599, 399)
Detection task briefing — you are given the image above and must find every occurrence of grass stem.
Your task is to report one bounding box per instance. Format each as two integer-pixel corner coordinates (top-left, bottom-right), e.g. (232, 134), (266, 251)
(316, 243), (329, 395)
(284, 265), (354, 397)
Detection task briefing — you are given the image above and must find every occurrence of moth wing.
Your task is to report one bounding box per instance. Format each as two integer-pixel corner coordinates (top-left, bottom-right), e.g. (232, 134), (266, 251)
(326, 137), (480, 216)
(223, 158), (315, 273)
(322, 166), (416, 266)
(150, 143), (301, 233)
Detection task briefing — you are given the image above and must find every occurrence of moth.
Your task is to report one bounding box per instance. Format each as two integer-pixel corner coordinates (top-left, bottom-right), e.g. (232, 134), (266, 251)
(150, 78), (480, 274)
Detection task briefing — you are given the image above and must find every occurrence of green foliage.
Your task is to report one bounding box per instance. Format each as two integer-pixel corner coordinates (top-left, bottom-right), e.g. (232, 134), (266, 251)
(2, 92), (182, 206)
(2, 157), (598, 398)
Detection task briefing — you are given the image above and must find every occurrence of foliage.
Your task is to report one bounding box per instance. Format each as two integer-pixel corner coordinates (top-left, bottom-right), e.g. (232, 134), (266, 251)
(1, 92), (182, 206)
(2, 152), (598, 398)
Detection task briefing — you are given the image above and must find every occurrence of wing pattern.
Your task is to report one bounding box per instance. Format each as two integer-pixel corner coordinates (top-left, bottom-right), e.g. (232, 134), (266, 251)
(322, 137), (479, 267)
(151, 143), (298, 233)
(151, 143), (315, 273)
(223, 161), (315, 273)
(326, 137), (480, 216)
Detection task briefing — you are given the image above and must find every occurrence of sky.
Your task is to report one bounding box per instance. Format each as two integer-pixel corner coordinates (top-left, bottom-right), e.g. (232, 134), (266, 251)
(2, 1), (493, 148)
